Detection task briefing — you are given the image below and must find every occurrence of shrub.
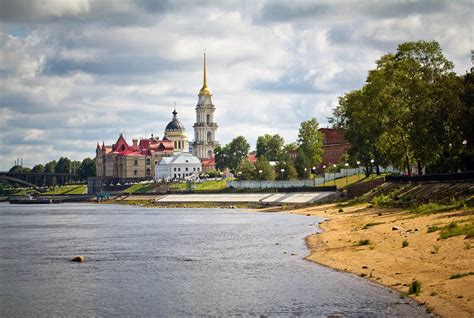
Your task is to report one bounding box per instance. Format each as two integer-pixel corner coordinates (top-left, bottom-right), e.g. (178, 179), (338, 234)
(355, 239), (370, 246)
(431, 244), (440, 254)
(363, 222), (384, 229)
(408, 280), (421, 295)
(373, 194), (392, 207)
(439, 220), (474, 239)
(449, 272), (474, 279)
(402, 240), (409, 248)
(427, 225), (441, 233)
(413, 202), (463, 215)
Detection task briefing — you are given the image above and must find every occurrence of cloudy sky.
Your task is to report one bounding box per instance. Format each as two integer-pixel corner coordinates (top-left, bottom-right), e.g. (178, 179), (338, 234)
(0, 0), (472, 170)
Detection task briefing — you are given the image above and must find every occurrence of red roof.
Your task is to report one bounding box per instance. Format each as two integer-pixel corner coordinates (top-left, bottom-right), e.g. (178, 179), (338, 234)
(202, 158), (215, 167)
(247, 153), (257, 164)
(104, 134), (174, 157)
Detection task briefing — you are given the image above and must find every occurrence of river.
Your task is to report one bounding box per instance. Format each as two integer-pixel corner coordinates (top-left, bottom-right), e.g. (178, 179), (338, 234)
(0, 203), (428, 317)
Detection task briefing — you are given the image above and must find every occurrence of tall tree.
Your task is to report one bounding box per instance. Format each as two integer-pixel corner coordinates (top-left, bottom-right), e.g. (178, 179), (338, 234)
(55, 157), (71, 173)
(216, 136), (250, 172)
(32, 164), (45, 173)
(44, 160), (57, 173)
(253, 156), (275, 180)
(77, 158), (96, 180)
(256, 134), (285, 161)
(295, 118), (323, 176)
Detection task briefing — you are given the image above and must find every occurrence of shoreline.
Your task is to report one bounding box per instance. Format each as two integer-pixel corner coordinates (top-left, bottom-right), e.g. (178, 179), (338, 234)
(286, 203), (474, 318)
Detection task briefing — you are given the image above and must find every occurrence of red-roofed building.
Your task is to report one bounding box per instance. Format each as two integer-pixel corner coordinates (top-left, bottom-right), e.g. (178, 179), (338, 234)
(96, 133), (174, 179)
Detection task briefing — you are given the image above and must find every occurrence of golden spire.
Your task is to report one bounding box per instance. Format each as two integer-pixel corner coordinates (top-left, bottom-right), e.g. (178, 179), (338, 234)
(199, 52), (212, 96)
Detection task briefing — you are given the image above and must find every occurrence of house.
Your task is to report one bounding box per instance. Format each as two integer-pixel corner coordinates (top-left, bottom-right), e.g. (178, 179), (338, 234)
(155, 152), (202, 181)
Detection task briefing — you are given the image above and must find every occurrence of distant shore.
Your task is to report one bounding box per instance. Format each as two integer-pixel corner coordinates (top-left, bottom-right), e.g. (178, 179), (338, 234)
(286, 203), (474, 318)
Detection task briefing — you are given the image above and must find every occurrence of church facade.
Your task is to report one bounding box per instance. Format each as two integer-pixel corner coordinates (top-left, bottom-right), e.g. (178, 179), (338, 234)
(94, 54), (219, 181)
(193, 53), (220, 159)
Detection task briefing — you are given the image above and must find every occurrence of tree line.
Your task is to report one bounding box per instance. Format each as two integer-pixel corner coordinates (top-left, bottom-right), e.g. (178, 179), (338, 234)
(331, 40), (473, 175)
(8, 157), (96, 180)
(213, 118), (324, 180)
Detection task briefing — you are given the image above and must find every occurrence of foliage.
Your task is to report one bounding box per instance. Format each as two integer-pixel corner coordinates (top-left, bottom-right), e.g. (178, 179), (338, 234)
(331, 40), (471, 175)
(295, 118), (323, 177)
(408, 280), (421, 295)
(449, 272), (474, 280)
(439, 220), (474, 239)
(8, 165), (31, 173)
(32, 164), (45, 173)
(355, 239), (370, 246)
(274, 159), (298, 180)
(44, 160), (57, 173)
(256, 134), (285, 161)
(253, 156), (275, 180)
(363, 222), (385, 229)
(55, 157), (71, 173)
(77, 158), (96, 180)
(237, 158), (255, 180)
(413, 202), (464, 215)
(215, 136), (250, 173)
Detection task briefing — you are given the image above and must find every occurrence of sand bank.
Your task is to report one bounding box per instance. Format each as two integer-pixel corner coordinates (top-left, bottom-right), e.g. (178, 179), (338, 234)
(287, 204), (473, 317)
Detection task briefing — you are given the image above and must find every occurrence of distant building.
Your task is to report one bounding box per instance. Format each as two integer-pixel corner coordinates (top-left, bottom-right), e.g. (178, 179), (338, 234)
(193, 53), (220, 159)
(319, 128), (350, 168)
(95, 134), (174, 179)
(155, 152), (202, 180)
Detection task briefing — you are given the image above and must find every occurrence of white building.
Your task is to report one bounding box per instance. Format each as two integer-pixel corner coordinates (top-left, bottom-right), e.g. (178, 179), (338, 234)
(155, 152), (202, 181)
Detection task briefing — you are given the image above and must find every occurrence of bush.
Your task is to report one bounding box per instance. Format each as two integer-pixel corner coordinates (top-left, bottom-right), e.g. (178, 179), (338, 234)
(427, 225), (441, 233)
(439, 221), (474, 239)
(408, 280), (421, 295)
(355, 239), (370, 246)
(402, 240), (409, 248)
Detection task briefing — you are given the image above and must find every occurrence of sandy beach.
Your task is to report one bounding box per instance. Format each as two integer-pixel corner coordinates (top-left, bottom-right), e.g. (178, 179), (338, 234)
(286, 203), (474, 318)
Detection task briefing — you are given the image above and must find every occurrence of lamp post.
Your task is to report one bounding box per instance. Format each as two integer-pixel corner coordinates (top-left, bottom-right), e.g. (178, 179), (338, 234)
(370, 159), (375, 179)
(304, 167), (308, 179)
(322, 165), (326, 185)
(333, 164), (336, 186)
(356, 161), (361, 180)
(344, 162), (349, 186)
(280, 168), (285, 190)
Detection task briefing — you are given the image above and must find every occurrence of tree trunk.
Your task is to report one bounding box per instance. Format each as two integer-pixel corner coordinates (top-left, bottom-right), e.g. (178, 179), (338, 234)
(365, 164), (370, 177)
(376, 165), (380, 175)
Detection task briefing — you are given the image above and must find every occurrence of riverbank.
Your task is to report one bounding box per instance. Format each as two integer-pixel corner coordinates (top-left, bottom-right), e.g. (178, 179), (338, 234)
(287, 203), (473, 317)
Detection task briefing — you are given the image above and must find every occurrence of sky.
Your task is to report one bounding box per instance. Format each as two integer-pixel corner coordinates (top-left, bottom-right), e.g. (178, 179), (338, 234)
(0, 0), (472, 170)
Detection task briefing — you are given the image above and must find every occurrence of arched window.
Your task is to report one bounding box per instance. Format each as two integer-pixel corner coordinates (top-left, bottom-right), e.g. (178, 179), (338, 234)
(208, 150), (213, 158)
(207, 132), (212, 143)
(134, 170), (138, 176)
(206, 114), (210, 124)
(146, 158), (150, 165)
(146, 168), (151, 176)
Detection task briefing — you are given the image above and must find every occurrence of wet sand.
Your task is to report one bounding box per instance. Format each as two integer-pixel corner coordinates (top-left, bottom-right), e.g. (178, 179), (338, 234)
(286, 203), (474, 318)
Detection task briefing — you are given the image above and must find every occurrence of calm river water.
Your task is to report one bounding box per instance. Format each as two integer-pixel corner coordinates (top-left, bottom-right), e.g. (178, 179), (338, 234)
(0, 203), (428, 317)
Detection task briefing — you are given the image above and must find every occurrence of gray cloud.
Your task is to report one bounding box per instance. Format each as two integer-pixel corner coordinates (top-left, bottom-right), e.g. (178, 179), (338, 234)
(0, 0), (471, 170)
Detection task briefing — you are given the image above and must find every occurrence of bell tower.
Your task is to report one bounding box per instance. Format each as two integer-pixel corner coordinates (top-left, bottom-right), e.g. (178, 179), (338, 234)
(193, 53), (219, 159)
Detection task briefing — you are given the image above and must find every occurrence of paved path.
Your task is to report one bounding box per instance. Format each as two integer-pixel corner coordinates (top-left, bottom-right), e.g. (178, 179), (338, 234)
(154, 192), (336, 204)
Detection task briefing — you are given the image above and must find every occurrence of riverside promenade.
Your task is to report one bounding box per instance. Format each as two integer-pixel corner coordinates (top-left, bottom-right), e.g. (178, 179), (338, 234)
(120, 192), (337, 205)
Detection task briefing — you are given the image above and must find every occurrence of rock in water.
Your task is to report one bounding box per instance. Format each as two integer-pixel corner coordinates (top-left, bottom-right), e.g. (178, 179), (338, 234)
(71, 256), (85, 262)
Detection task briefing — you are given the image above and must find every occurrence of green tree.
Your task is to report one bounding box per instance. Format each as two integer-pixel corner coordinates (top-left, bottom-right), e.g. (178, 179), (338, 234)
(275, 160), (297, 180)
(256, 134), (285, 161)
(296, 118), (323, 176)
(44, 160), (57, 173)
(253, 156), (275, 180)
(77, 158), (96, 180)
(55, 157), (71, 173)
(237, 158), (255, 180)
(222, 136), (250, 172)
(32, 164), (45, 173)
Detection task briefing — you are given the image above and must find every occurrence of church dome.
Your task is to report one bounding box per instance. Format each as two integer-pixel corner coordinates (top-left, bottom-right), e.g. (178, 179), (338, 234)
(165, 109), (185, 132)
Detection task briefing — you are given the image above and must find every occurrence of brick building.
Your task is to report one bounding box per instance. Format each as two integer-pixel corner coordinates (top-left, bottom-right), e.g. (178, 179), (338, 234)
(319, 128), (350, 168)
